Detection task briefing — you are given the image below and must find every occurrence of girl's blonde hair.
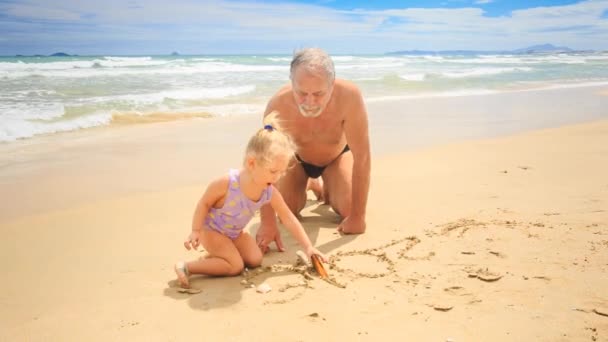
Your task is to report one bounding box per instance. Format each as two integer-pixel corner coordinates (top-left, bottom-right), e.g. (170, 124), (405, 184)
(244, 111), (296, 166)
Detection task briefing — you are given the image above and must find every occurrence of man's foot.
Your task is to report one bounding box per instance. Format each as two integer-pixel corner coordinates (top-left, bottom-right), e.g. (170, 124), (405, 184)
(174, 261), (190, 288)
(307, 178), (324, 202)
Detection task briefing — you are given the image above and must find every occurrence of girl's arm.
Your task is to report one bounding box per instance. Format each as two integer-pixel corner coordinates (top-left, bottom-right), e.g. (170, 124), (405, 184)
(184, 175), (229, 250)
(269, 186), (327, 261)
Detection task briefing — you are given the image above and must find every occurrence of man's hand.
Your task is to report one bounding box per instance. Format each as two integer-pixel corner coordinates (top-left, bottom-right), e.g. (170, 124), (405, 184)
(256, 224), (286, 254)
(337, 215), (366, 234)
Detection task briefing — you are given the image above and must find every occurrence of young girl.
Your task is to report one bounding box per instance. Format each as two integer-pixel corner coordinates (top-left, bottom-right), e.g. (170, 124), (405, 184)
(174, 112), (327, 288)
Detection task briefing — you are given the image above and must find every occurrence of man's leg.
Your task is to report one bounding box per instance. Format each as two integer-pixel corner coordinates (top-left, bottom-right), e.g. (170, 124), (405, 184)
(321, 151), (353, 217)
(277, 162), (309, 215)
(307, 178), (325, 202)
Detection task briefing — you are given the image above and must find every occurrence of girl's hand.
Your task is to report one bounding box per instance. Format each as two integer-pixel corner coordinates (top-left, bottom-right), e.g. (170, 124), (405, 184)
(305, 246), (328, 263)
(184, 230), (201, 250)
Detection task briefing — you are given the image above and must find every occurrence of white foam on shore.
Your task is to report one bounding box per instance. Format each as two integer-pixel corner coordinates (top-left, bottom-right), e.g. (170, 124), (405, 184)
(0, 111), (112, 142)
(0, 85), (258, 142)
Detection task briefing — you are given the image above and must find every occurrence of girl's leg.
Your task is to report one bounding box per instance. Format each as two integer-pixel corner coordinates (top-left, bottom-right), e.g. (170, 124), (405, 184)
(174, 229), (244, 288)
(232, 232), (263, 268)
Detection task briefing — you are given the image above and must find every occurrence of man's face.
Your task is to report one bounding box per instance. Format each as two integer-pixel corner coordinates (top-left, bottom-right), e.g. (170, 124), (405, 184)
(291, 67), (334, 118)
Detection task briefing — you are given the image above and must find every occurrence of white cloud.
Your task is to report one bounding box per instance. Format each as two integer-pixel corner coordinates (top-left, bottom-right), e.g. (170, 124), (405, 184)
(1, 0), (608, 54)
(4, 3), (81, 21)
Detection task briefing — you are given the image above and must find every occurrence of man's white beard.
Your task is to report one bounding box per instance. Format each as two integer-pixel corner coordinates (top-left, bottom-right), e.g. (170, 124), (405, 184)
(298, 105), (323, 118)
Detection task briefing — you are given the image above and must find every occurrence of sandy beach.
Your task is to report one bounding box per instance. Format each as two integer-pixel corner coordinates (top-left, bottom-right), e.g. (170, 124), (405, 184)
(1, 86), (607, 341)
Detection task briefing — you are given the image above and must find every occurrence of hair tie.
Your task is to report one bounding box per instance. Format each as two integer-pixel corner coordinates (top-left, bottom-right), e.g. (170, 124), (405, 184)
(264, 124), (274, 131)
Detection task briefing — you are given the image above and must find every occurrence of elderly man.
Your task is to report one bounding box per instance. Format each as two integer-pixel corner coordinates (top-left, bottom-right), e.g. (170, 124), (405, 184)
(256, 48), (371, 253)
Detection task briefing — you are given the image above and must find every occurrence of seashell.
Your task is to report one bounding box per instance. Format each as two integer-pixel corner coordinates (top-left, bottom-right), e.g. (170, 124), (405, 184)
(256, 283), (272, 293)
(433, 304), (453, 311)
(296, 250), (312, 267)
(177, 287), (202, 294)
(476, 268), (503, 282)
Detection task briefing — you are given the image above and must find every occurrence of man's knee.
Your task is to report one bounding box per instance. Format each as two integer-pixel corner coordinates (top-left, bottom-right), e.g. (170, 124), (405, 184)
(323, 173), (352, 217)
(286, 193), (307, 214)
(331, 193), (352, 217)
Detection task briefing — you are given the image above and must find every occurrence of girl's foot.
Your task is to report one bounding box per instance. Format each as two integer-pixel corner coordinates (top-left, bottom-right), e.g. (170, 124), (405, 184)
(174, 261), (190, 288)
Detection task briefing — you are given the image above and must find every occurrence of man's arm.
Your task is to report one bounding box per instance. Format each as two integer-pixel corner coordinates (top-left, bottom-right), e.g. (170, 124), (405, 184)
(339, 84), (371, 234)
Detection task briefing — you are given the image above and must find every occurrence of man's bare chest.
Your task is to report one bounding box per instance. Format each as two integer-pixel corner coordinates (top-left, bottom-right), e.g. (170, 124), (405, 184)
(289, 117), (344, 145)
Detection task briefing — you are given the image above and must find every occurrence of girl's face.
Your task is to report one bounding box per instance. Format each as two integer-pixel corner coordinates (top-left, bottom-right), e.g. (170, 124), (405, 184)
(249, 153), (290, 187)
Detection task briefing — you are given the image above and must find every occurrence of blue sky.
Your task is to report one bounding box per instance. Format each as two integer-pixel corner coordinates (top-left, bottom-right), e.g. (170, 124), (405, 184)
(1, 0), (607, 55)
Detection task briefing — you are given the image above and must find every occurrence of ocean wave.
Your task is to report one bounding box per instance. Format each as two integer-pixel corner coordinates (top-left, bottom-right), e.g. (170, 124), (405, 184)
(0, 60), (285, 79)
(0, 101), (66, 121)
(86, 85), (257, 105)
(398, 73), (426, 81)
(438, 67), (533, 78)
(0, 111), (112, 142)
(453, 54), (590, 65)
(337, 62), (405, 70)
(265, 57), (291, 62)
(2, 52), (607, 142)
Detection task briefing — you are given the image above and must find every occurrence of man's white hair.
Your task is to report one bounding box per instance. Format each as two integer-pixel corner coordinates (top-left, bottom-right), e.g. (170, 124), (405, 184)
(290, 48), (335, 83)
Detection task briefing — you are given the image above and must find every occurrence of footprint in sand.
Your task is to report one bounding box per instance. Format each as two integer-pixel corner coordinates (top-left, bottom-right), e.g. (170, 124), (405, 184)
(443, 286), (469, 296)
(442, 286), (480, 307)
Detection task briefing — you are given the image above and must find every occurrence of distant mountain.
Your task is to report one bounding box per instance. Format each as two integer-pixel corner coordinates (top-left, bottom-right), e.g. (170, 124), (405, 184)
(12, 52), (78, 57)
(50, 52), (72, 57)
(386, 44), (583, 56)
(511, 44), (572, 54)
(386, 49), (496, 56)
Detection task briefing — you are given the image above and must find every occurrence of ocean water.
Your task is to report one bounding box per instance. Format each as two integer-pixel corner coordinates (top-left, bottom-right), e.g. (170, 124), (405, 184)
(1, 52), (608, 142)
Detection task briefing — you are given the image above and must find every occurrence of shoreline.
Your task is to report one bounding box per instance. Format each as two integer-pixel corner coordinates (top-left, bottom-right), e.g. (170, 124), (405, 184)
(2, 81), (607, 145)
(0, 84), (607, 223)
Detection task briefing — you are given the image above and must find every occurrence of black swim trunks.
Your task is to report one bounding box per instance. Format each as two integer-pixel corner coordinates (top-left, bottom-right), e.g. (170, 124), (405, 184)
(295, 145), (350, 179)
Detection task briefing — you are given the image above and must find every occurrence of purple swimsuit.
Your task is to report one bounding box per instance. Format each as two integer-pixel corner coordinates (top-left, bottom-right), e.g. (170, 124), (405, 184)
(204, 169), (272, 240)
